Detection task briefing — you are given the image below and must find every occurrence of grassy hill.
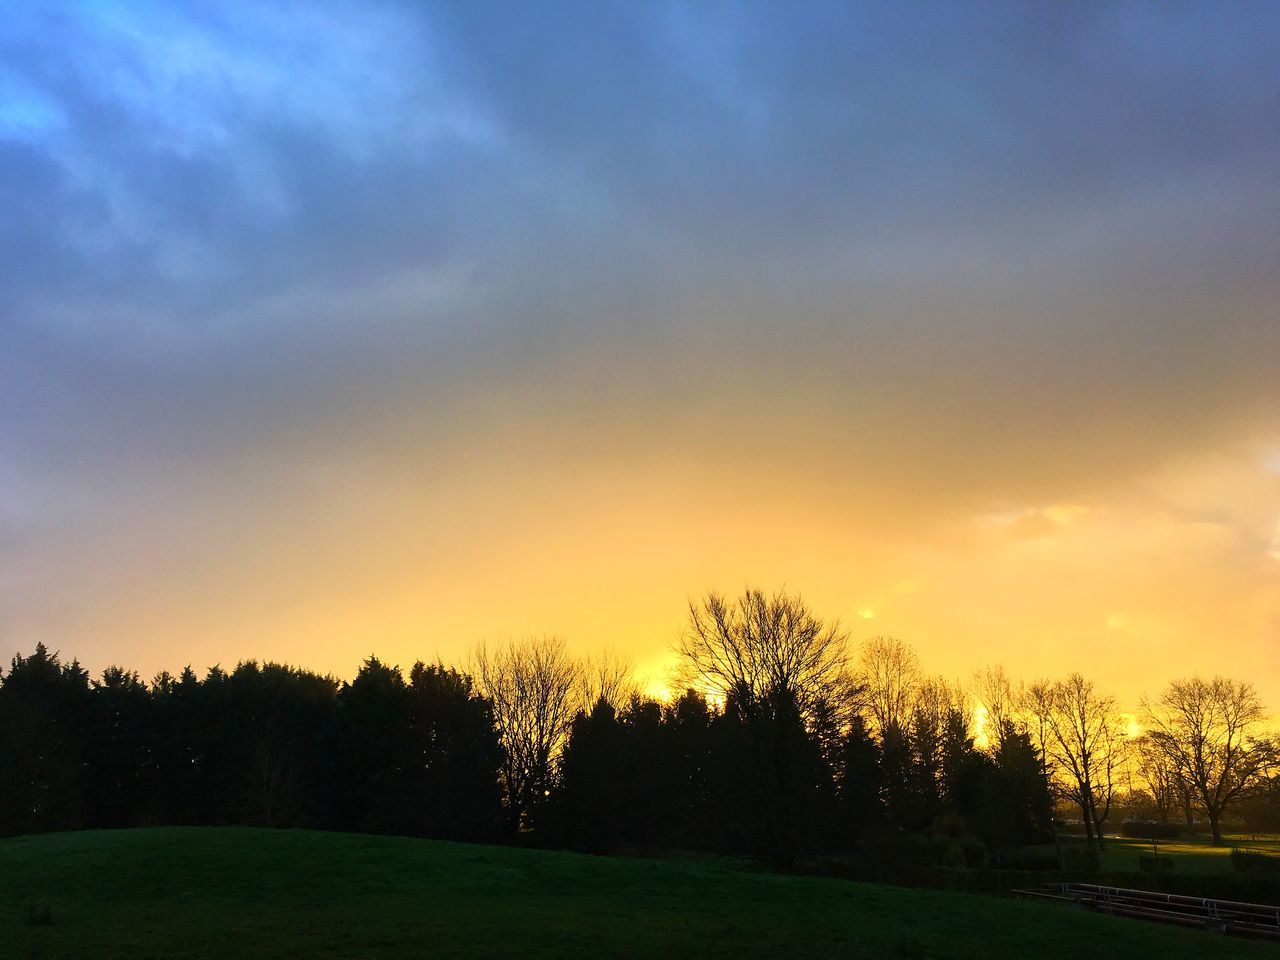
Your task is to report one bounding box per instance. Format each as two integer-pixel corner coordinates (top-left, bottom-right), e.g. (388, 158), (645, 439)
(1, 828), (1270, 959)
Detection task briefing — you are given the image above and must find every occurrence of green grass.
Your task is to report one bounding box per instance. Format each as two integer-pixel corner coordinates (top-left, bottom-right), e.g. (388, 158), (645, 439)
(1100, 834), (1280, 875)
(0, 828), (1271, 959)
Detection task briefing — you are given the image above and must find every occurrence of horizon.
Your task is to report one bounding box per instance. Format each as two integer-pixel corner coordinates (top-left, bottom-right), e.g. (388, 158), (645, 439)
(3, 3), (1278, 714)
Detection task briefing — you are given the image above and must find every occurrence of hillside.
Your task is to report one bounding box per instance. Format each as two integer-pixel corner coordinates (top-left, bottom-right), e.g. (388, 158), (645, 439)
(0, 828), (1267, 959)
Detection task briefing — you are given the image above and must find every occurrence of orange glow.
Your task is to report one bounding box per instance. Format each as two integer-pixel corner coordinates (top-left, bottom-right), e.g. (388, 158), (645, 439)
(7, 438), (1275, 722)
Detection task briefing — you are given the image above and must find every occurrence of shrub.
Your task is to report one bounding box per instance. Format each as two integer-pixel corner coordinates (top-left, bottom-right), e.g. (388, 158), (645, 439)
(934, 839), (967, 870)
(1058, 842), (1100, 872)
(1139, 854), (1175, 874)
(957, 836), (988, 869)
(22, 901), (53, 927)
(1119, 820), (1183, 840)
(991, 844), (1060, 871)
(1231, 849), (1280, 877)
(862, 831), (935, 866)
(931, 812), (968, 840)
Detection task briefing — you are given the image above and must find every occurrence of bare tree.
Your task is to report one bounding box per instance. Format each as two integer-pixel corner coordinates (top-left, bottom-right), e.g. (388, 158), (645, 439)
(858, 636), (919, 737)
(909, 675), (970, 802)
(675, 588), (859, 866)
(1020, 679), (1055, 781)
(676, 588), (859, 728)
(1039, 673), (1126, 848)
(579, 648), (636, 712)
(472, 636), (580, 831)
(1142, 676), (1275, 845)
(973, 665), (1019, 751)
(912, 676), (970, 740)
(1134, 734), (1178, 823)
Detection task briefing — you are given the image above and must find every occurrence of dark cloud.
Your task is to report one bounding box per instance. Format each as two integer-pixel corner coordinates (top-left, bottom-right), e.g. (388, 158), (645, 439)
(1, 1), (1277, 676)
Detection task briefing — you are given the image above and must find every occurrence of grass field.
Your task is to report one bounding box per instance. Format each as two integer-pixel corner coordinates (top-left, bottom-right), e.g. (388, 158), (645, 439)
(1, 828), (1272, 960)
(1099, 833), (1280, 875)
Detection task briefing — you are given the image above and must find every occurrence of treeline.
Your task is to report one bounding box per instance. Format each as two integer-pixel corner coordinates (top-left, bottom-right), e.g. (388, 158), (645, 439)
(0, 653), (504, 841)
(0, 588), (1273, 867)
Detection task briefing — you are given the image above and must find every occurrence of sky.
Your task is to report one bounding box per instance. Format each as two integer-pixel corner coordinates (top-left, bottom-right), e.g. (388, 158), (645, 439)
(1, 2), (1278, 711)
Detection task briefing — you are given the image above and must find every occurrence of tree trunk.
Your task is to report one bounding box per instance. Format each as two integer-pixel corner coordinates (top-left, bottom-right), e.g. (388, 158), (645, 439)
(1208, 808), (1223, 846)
(1090, 807), (1106, 850)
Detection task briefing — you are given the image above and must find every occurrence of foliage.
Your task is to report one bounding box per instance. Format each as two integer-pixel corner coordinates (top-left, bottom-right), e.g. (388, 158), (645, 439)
(1057, 842), (1101, 873)
(0, 623), (1270, 900)
(989, 844), (1060, 871)
(1231, 848), (1280, 877)
(0, 634), (1116, 881)
(22, 900), (53, 927)
(0, 646), (506, 843)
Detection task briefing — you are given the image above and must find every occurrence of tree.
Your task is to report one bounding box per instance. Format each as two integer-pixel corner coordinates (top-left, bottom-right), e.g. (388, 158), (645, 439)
(405, 661), (505, 841)
(1020, 679), (1055, 783)
(557, 698), (628, 852)
(858, 637), (918, 738)
(835, 716), (884, 843)
(675, 588), (856, 865)
(1143, 676), (1275, 845)
(908, 677), (967, 825)
(677, 588), (858, 728)
(1032, 673), (1125, 848)
(0, 644), (92, 835)
(663, 689), (718, 848)
(337, 657), (412, 833)
(990, 723), (1055, 846)
(973, 665), (1019, 752)
(1134, 734), (1179, 823)
(579, 649), (636, 713)
(85, 666), (152, 829)
(473, 636), (580, 832)
(231, 662), (340, 829)
(148, 666), (204, 825)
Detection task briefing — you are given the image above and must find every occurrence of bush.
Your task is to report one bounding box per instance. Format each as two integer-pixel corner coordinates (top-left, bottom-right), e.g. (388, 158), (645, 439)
(1231, 849), (1280, 877)
(1139, 854), (1175, 874)
(991, 845), (1060, 871)
(935, 841), (967, 870)
(862, 831), (935, 866)
(1058, 842), (1100, 872)
(931, 812), (968, 840)
(22, 901), (53, 927)
(1120, 820), (1183, 840)
(927, 834), (987, 870)
(957, 836), (987, 869)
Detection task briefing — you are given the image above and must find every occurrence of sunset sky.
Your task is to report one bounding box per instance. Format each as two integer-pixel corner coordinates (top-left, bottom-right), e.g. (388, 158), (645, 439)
(2, 3), (1278, 710)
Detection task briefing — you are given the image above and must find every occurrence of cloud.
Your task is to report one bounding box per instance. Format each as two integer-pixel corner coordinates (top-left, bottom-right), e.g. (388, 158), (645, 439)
(0, 2), (1278, 702)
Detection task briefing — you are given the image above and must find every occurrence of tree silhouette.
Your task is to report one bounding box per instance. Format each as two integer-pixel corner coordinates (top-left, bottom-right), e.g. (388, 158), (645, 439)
(676, 589), (856, 866)
(858, 637), (918, 738)
(1143, 676), (1276, 845)
(1032, 673), (1125, 849)
(473, 636), (580, 832)
(0, 645), (92, 835)
(405, 661), (505, 841)
(0, 627), (1271, 875)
